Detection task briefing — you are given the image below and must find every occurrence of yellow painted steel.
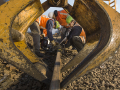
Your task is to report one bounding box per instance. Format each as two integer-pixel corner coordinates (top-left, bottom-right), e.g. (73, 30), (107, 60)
(61, 41), (99, 72)
(0, 0), (35, 63)
(48, 0), (68, 7)
(75, 0), (120, 80)
(61, 0), (101, 72)
(60, 0), (120, 88)
(103, 0), (116, 10)
(12, 0), (44, 63)
(0, 0), (120, 87)
(14, 41), (40, 63)
(0, 0), (49, 83)
(69, 0), (100, 36)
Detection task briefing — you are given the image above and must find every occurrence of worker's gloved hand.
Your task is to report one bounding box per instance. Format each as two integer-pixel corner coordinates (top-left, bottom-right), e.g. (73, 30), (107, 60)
(54, 44), (63, 51)
(40, 34), (44, 39)
(51, 40), (57, 47)
(55, 41), (59, 45)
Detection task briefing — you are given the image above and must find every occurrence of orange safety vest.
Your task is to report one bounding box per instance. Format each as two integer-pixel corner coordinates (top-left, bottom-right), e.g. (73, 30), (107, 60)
(79, 29), (86, 44)
(56, 10), (69, 28)
(74, 23), (86, 43)
(36, 15), (53, 37)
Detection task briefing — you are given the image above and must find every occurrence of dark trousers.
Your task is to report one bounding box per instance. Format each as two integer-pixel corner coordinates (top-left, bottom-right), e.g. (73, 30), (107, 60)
(71, 36), (85, 52)
(60, 27), (66, 41)
(30, 22), (41, 52)
(61, 27), (71, 41)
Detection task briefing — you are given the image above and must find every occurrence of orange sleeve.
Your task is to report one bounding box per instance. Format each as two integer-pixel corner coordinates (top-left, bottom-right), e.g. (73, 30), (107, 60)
(80, 29), (86, 41)
(61, 10), (68, 19)
(60, 19), (69, 28)
(61, 10), (69, 28)
(57, 10), (70, 28)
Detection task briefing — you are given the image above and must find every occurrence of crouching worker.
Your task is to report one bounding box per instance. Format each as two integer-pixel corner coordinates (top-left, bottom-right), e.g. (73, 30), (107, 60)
(65, 15), (86, 52)
(30, 15), (60, 57)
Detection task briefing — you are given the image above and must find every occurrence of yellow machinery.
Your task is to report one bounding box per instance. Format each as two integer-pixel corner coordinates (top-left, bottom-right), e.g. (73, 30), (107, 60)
(0, 0), (120, 89)
(103, 0), (116, 10)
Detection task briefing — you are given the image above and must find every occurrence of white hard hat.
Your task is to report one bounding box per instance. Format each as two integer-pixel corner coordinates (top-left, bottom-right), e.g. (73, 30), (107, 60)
(48, 12), (54, 18)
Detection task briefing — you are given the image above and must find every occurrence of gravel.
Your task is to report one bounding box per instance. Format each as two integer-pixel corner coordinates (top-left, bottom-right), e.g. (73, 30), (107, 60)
(0, 34), (120, 90)
(62, 47), (120, 90)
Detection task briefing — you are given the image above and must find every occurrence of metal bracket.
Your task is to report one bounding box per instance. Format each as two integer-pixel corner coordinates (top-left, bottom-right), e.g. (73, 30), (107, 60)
(47, 0), (68, 7)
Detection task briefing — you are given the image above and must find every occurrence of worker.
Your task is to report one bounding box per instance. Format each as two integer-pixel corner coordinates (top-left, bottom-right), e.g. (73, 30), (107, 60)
(48, 10), (71, 40)
(65, 15), (86, 52)
(40, 20), (60, 38)
(30, 15), (60, 57)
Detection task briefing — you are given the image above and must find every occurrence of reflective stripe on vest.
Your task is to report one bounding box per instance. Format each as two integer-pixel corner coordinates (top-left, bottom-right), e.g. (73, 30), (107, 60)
(39, 15), (50, 29)
(60, 13), (68, 16)
(66, 24), (69, 26)
(40, 26), (46, 30)
(79, 36), (86, 44)
(40, 19), (54, 30)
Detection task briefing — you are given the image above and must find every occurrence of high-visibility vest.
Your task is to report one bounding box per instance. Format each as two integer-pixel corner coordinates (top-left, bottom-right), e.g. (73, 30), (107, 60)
(36, 15), (54, 37)
(56, 10), (69, 28)
(43, 29), (47, 37)
(74, 23), (86, 44)
(36, 15), (50, 30)
(79, 29), (86, 44)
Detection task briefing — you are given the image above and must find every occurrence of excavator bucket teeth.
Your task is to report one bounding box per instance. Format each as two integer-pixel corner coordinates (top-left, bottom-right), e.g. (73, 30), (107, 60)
(0, 0), (52, 84)
(61, 0), (120, 88)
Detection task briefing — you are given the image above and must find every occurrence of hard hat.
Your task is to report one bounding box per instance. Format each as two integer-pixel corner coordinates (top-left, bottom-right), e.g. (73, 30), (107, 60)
(48, 12), (54, 18)
(66, 15), (73, 24)
(55, 21), (60, 29)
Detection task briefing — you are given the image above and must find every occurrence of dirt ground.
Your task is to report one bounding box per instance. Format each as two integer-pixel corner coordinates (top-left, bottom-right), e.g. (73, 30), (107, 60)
(61, 48), (120, 90)
(0, 33), (120, 90)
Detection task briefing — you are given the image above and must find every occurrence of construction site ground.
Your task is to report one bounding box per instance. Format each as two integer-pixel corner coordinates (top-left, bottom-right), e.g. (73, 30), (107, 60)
(0, 33), (120, 90)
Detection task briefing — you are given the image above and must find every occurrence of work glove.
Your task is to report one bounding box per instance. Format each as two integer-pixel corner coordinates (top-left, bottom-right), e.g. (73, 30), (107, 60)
(51, 40), (62, 50)
(51, 40), (57, 47)
(55, 44), (62, 51)
(40, 34), (44, 39)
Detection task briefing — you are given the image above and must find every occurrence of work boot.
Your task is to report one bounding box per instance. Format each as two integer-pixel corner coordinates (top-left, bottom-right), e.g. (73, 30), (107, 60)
(35, 51), (44, 57)
(72, 47), (76, 50)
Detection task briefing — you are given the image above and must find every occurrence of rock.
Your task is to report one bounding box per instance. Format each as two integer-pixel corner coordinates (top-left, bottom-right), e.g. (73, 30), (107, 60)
(6, 64), (16, 71)
(100, 86), (106, 90)
(102, 80), (105, 86)
(73, 86), (78, 90)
